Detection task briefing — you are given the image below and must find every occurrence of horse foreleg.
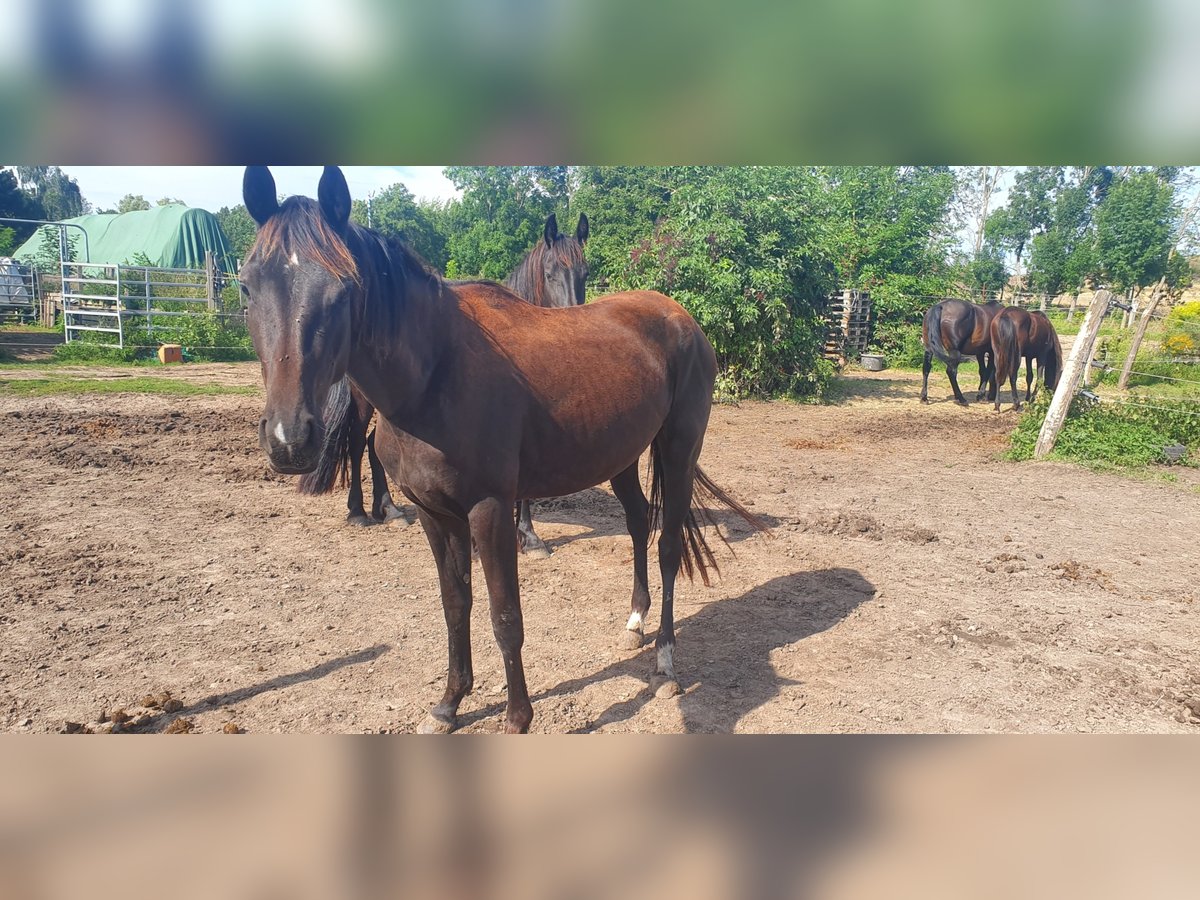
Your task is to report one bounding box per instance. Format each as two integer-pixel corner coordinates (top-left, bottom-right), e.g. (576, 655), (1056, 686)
(920, 351), (933, 403)
(611, 464), (651, 651)
(975, 352), (991, 400)
(471, 497), (533, 734)
(515, 499), (550, 558)
(366, 429), (409, 525)
(1025, 356), (1035, 401)
(1009, 358), (1022, 412)
(416, 509), (474, 735)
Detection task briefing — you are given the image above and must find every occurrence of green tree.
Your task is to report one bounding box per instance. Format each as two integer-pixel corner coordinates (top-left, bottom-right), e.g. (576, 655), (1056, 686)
(441, 166), (563, 279)
(1093, 170), (1176, 293)
(0, 226), (15, 256)
(622, 166), (835, 397)
(350, 183), (448, 271)
(215, 205), (258, 260)
(14, 166), (88, 221)
(0, 167), (41, 244)
(117, 194), (152, 214)
(157, 196), (186, 206)
(571, 166), (677, 291)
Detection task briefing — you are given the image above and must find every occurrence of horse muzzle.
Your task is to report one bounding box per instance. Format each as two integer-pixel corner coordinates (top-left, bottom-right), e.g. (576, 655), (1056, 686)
(259, 413), (322, 474)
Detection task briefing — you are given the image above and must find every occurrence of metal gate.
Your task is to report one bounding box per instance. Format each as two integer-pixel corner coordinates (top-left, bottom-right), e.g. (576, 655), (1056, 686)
(0, 257), (40, 323)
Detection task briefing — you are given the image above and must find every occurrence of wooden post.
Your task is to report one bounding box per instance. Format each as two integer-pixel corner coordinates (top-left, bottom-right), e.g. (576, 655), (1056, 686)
(1117, 277), (1166, 390)
(1035, 290), (1113, 459)
(205, 250), (216, 312)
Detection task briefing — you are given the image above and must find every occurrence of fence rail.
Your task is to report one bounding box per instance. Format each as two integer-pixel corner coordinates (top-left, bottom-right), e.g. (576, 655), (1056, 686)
(60, 254), (243, 349)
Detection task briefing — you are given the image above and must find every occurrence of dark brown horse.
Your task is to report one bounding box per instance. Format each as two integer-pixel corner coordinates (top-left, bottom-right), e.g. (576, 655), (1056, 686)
(920, 298), (1003, 405)
(241, 166), (764, 733)
(1025, 310), (1063, 400)
(297, 212), (591, 558)
(989, 306), (1031, 411)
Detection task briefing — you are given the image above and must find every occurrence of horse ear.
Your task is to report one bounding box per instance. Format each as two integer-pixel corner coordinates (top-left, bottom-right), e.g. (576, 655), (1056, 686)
(243, 167), (279, 227)
(318, 166), (352, 231)
(543, 213), (558, 248)
(575, 212), (589, 245)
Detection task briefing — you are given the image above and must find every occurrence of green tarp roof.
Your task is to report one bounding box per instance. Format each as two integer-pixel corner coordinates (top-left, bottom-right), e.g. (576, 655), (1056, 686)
(13, 205), (236, 273)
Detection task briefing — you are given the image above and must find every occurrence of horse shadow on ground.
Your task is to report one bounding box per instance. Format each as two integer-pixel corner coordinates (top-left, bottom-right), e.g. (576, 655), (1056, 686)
(530, 488), (781, 553)
(459, 567), (875, 734)
(133, 644), (391, 733)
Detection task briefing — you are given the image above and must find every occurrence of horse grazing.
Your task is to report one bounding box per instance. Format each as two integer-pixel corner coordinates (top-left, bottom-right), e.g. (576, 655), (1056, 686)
(241, 166), (765, 733)
(920, 298), (1003, 405)
(296, 212), (591, 560)
(989, 306), (1031, 411)
(1025, 311), (1063, 400)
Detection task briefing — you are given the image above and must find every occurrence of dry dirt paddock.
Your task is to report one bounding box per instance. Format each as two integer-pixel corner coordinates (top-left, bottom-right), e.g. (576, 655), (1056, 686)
(2, 362), (1199, 734)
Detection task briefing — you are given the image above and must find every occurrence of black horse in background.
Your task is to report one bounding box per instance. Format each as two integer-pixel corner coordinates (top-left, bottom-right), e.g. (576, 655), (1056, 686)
(920, 298), (1003, 405)
(297, 212), (590, 557)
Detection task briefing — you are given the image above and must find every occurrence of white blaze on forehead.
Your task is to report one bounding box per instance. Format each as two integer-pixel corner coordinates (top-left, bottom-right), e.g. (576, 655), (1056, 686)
(274, 421), (287, 444)
(289, 252), (299, 265)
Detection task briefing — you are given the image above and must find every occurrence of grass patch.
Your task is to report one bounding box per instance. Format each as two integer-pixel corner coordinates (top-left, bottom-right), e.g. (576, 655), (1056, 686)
(0, 376), (257, 398)
(0, 323), (60, 334)
(1008, 393), (1199, 468)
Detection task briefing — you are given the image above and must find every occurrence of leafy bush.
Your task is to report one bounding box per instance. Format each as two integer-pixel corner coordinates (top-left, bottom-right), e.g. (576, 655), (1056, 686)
(1009, 393), (1199, 467)
(1163, 301), (1200, 358)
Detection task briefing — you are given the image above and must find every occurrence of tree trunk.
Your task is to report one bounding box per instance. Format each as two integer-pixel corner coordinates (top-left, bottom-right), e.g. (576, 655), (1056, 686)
(1067, 292), (1079, 322)
(1117, 278), (1165, 390)
(1035, 290), (1113, 459)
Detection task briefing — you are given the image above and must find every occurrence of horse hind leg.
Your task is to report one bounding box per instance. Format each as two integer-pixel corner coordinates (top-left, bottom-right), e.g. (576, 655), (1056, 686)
(516, 500), (550, 559)
(975, 352), (991, 400)
(610, 463), (651, 651)
(920, 350), (933, 403)
(345, 413), (371, 527)
(946, 362), (968, 406)
(366, 429), (410, 526)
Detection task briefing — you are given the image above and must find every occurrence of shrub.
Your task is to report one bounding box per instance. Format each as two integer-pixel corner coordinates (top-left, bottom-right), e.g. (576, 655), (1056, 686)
(1009, 393), (1199, 467)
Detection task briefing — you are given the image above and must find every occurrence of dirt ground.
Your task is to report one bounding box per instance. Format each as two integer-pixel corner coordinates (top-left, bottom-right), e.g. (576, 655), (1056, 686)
(2, 362), (1199, 733)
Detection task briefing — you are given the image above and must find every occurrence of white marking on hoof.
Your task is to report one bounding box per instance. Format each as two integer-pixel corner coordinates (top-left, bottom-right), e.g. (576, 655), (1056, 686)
(656, 644), (675, 678)
(273, 421), (287, 444)
(626, 611), (645, 632)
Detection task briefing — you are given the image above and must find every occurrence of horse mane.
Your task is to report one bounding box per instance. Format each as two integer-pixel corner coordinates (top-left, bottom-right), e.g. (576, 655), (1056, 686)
(248, 197), (443, 348)
(248, 197), (361, 285)
(503, 235), (586, 308)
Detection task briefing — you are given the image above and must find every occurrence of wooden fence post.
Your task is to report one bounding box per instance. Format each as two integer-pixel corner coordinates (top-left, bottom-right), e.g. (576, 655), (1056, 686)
(205, 251), (216, 312)
(1034, 289), (1113, 460)
(1117, 277), (1166, 390)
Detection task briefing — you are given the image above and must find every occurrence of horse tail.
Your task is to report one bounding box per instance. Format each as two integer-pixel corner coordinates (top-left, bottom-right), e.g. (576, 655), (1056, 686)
(647, 443), (770, 587)
(923, 303), (955, 364)
(992, 313), (1019, 389)
(296, 377), (357, 496)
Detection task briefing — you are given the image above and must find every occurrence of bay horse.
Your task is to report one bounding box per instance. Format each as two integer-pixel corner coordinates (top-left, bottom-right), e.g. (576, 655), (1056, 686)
(989, 306), (1031, 411)
(1025, 311), (1063, 401)
(920, 298), (1003, 405)
(241, 166), (765, 733)
(297, 212), (591, 561)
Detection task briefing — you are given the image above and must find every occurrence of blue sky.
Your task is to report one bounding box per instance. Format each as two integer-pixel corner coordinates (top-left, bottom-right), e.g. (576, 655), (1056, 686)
(57, 166), (459, 214)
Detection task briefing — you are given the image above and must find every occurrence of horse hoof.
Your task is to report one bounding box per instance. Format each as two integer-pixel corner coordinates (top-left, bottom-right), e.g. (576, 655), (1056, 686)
(955, 399), (969, 408)
(346, 515), (372, 528)
(620, 629), (644, 650)
(522, 545), (551, 559)
(919, 396), (929, 404)
(417, 713), (456, 735)
(386, 515), (412, 528)
(653, 677), (682, 699)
